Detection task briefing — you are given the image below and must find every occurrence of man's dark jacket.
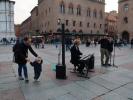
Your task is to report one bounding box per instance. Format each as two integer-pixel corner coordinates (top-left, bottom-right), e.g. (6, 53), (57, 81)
(99, 38), (109, 49)
(13, 42), (38, 64)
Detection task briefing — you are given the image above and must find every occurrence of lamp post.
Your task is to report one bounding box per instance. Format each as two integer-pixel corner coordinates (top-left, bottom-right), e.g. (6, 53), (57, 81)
(56, 18), (66, 79)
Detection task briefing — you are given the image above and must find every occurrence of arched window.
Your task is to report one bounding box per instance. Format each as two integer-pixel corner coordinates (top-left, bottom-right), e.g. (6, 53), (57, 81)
(97, 30), (99, 34)
(57, 28), (61, 32)
(93, 9), (97, 18)
(65, 29), (70, 33)
(60, 1), (65, 14)
(49, 30), (52, 33)
(91, 30), (93, 34)
(99, 10), (103, 19)
(94, 23), (96, 28)
(123, 17), (128, 23)
(79, 30), (83, 33)
(87, 8), (91, 17)
(87, 22), (90, 27)
(68, 3), (74, 14)
(72, 29), (76, 33)
(100, 24), (102, 28)
(77, 5), (81, 15)
(124, 4), (129, 12)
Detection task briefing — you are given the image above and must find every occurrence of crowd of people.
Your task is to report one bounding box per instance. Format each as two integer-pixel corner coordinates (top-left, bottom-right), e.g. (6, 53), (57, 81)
(0, 37), (16, 45)
(12, 35), (133, 83)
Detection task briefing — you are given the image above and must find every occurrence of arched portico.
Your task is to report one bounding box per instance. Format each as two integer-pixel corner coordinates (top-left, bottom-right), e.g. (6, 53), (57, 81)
(122, 31), (130, 42)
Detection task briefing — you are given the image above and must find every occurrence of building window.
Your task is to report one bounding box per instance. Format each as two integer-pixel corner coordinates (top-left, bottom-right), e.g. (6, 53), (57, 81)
(49, 8), (50, 12)
(79, 21), (82, 27)
(66, 20), (69, 26)
(65, 29), (70, 33)
(100, 24), (102, 28)
(99, 10), (103, 19)
(124, 4), (129, 12)
(60, 1), (65, 14)
(93, 9), (97, 18)
(36, 9), (38, 16)
(57, 28), (61, 32)
(48, 21), (49, 26)
(94, 23), (96, 28)
(68, 3), (74, 14)
(45, 9), (47, 16)
(91, 30), (93, 34)
(87, 8), (91, 17)
(123, 17), (128, 23)
(72, 29), (76, 33)
(97, 30), (99, 34)
(73, 21), (76, 26)
(77, 5), (81, 15)
(79, 30), (83, 33)
(87, 22), (90, 27)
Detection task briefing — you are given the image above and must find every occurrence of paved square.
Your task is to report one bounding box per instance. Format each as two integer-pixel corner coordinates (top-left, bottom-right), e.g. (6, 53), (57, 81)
(0, 45), (133, 100)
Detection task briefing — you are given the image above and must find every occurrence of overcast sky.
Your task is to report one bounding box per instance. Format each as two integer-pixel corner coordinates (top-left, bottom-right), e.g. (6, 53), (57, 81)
(14, 0), (118, 24)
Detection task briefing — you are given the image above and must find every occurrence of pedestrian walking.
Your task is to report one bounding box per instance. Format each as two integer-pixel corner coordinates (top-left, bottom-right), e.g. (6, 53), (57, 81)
(13, 37), (39, 83)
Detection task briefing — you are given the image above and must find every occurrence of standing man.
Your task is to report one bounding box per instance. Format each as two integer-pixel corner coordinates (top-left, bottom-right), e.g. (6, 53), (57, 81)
(99, 36), (110, 66)
(13, 37), (39, 82)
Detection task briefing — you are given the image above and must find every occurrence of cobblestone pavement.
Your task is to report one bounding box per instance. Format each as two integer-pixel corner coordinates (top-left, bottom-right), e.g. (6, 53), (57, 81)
(0, 44), (133, 100)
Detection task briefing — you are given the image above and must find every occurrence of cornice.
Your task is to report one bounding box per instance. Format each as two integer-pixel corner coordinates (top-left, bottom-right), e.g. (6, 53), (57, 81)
(0, 0), (15, 4)
(119, 0), (130, 3)
(88, 0), (105, 5)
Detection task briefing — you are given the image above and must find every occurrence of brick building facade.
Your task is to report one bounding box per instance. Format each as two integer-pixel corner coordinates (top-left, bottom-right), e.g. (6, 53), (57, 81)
(38, 0), (105, 35)
(20, 17), (32, 37)
(105, 11), (118, 37)
(0, 0), (15, 40)
(118, 0), (133, 42)
(20, 0), (105, 38)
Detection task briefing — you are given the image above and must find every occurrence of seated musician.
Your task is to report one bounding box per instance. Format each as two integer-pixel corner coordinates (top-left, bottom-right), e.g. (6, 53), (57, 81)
(70, 39), (85, 74)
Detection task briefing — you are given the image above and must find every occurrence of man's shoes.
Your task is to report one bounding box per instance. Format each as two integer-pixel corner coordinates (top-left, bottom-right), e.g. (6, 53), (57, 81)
(101, 64), (105, 66)
(107, 64), (112, 66)
(18, 77), (24, 80)
(25, 78), (29, 83)
(101, 64), (110, 67)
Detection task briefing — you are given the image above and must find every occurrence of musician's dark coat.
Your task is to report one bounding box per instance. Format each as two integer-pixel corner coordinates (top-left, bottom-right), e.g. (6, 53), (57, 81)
(70, 44), (82, 65)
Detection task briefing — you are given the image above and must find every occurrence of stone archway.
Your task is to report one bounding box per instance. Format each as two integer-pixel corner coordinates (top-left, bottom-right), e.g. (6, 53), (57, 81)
(122, 31), (129, 42)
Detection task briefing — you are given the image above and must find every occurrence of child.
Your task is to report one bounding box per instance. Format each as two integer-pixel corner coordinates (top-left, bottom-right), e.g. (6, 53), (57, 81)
(30, 57), (43, 81)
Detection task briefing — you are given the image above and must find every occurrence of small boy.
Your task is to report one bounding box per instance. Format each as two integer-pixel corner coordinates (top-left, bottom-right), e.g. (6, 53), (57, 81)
(30, 57), (43, 81)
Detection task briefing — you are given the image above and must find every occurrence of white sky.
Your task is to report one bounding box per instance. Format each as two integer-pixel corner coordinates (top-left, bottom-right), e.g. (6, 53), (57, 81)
(14, 0), (118, 24)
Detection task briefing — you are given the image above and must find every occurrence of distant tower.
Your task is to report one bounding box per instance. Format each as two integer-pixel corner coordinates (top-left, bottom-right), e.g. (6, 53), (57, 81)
(118, 0), (133, 42)
(0, 0), (15, 40)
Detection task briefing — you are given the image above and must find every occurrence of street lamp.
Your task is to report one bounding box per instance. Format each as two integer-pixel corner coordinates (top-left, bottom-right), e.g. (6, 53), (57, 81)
(56, 18), (67, 79)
